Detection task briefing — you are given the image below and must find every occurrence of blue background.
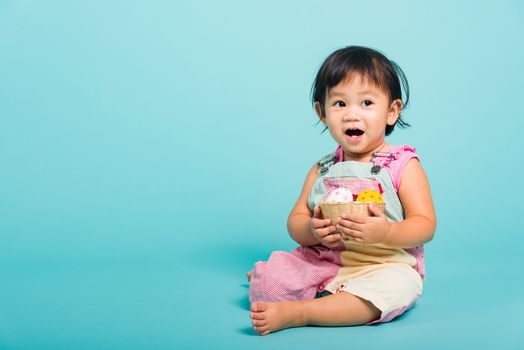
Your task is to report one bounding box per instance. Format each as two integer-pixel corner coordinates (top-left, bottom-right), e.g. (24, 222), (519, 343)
(1, 0), (523, 349)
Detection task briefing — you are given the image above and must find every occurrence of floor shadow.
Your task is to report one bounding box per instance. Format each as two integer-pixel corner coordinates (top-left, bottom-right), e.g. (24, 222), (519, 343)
(234, 291), (251, 311)
(238, 326), (258, 336)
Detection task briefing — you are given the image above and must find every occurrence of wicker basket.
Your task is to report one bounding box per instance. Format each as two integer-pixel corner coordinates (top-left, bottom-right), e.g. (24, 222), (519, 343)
(319, 201), (385, 223)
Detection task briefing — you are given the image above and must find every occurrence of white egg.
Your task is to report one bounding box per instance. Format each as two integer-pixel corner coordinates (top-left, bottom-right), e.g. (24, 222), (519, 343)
(325, 188), (353, 203)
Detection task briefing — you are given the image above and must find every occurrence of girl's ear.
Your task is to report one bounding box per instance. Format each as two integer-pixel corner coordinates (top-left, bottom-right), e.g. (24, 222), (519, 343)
(387, 99), (402, 126)
(314, 102), (326, 125)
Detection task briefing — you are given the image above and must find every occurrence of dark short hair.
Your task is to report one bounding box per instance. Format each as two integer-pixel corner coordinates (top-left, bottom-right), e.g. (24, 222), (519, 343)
(311, 46), (410, 135)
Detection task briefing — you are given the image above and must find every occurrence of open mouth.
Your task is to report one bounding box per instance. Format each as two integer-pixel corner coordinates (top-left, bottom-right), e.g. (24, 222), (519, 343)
(345, 128), (364, 137)
(344, 128), (364, 143)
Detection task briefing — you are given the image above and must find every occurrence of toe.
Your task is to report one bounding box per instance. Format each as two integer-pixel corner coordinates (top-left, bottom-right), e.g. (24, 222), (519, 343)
(251, 302), (268, 312)
(250, 312), (265, 320)
(259, 328), (270, 336)
(254, 325), (269, 335)
(250, 302), (259, 312)
(246, 270), (253, 281)
(252, 319), (267, 327)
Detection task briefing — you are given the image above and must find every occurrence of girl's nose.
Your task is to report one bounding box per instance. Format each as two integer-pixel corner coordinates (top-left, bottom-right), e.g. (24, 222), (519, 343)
(343, 107), (361, 122)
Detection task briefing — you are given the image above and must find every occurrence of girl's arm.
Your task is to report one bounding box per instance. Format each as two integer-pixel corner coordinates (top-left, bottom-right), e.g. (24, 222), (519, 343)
(287, 163), (341, 248)
(287, 164), (320, 246)
(384, 159), (436, 248)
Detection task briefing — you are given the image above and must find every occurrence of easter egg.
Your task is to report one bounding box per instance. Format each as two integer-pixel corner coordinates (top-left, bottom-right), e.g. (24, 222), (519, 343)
(324, 188), (353, 204)
(356, 190), (383, 203)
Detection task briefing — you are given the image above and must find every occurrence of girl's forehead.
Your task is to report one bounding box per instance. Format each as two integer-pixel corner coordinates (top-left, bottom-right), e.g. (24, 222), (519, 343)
(328, 75), (388, 97)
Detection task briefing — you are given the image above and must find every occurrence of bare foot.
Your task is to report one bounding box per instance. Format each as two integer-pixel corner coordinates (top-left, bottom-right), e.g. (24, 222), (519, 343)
(250, 301), (307, 335)
(246, 270), (253, 282)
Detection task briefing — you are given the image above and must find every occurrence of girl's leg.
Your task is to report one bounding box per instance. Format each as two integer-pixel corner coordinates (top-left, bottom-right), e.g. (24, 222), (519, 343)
(250, 292), (380, 335)
(249, 246), (342, 302)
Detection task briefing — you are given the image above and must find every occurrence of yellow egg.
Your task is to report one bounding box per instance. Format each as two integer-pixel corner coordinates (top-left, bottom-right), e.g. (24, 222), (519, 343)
(356, 190), (383, 203)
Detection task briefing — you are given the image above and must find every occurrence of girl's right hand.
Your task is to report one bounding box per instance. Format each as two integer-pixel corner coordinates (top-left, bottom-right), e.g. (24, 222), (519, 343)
(310, 205), (343, 249)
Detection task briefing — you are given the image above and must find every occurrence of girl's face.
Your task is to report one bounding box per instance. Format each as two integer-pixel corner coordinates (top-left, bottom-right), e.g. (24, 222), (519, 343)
(315, 75), (402, 162)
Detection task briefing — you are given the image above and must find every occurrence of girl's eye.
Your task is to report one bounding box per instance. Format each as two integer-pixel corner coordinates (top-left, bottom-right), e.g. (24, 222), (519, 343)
(362, 100), (373, 107)
(334, 101), (346, 107)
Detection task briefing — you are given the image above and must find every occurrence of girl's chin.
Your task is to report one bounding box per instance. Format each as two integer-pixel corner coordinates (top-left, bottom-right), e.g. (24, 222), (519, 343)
(340, 143), (381, 161)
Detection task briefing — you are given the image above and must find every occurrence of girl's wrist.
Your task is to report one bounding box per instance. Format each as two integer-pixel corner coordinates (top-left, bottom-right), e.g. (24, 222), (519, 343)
(383, 221), (394, 246)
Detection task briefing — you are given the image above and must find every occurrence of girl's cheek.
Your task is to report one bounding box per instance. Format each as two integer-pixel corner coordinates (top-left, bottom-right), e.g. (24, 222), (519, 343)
(329, 109), (342, 117)
(360, 107), (374, 115)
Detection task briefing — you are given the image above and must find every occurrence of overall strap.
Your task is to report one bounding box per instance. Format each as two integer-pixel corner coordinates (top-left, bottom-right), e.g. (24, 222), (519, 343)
(316, 152), (338, 175)
(370, 151), (396, 175)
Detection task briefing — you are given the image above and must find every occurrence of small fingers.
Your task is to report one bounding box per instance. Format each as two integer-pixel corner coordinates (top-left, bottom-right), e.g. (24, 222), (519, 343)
(315, 226), (337, 239)
(348, 230), (363, 239)
(336, 219), (364, 233)
(323, 233), (341, 243)
(337, 225), (363, 240)
(336, 217), (351, 229)
(313, 205), (321, 216)
(343, 213), (366, 224)
(313, 205), (325, 219)
(368, 203), (386, 217)
(335, 222), (352, 236)
(312, 218), (332, 229)
(323, 233), (344, 249)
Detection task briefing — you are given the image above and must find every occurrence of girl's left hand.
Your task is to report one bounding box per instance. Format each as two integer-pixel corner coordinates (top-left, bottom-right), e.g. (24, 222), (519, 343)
(335, 203), (392, 245)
